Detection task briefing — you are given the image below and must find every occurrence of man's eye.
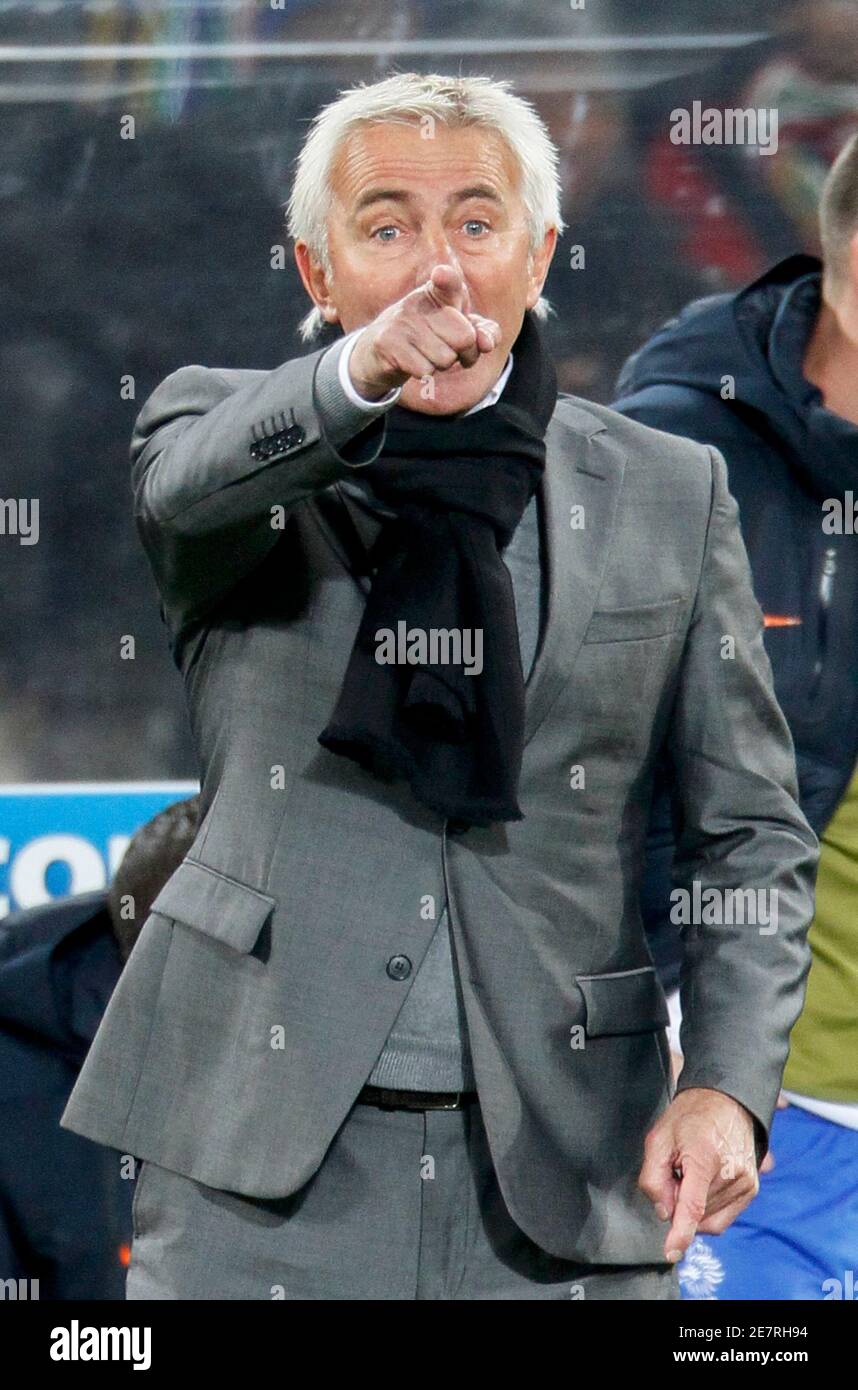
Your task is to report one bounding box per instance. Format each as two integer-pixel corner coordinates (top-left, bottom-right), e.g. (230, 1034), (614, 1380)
(463, 219), (490, 236)
(371, 225), (399, 241)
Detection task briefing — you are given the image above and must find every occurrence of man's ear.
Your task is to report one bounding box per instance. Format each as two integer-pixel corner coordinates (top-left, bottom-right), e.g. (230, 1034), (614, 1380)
(525, 225), (558, 310)
(294, 241), (339, 325)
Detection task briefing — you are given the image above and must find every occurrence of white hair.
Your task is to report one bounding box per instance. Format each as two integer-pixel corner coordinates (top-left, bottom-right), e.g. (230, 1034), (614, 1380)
(285, 71), (566, 341)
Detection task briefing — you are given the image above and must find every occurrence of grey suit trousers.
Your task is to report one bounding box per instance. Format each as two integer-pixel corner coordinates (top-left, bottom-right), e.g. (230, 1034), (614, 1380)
(126, 1099), (680, 1301)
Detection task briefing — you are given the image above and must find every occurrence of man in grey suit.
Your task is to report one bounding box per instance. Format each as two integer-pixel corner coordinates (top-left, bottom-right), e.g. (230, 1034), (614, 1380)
(61, 72), (818, 1300)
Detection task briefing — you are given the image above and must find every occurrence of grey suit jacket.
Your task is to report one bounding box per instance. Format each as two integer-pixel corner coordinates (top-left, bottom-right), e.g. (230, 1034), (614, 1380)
(60, 334), (819, 1264)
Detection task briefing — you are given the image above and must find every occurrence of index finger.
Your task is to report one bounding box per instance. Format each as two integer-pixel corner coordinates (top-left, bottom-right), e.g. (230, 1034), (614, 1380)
(424, 263), (470, 314)
(665, 1158), (712, 1262)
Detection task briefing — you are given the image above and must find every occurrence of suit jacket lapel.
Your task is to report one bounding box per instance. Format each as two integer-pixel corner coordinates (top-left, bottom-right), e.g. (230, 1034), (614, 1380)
(524, 401), (627, 742)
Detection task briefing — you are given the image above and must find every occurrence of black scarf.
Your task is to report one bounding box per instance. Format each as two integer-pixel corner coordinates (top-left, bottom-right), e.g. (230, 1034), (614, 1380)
(318, 309), (557, 828)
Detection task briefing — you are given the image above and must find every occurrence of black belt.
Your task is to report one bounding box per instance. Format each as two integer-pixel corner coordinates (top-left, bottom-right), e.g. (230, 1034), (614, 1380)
(357, 1084), (478, 1111)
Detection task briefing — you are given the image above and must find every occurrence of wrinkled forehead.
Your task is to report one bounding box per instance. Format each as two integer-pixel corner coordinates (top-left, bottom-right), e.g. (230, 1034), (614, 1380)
(328, 120), (523, 210)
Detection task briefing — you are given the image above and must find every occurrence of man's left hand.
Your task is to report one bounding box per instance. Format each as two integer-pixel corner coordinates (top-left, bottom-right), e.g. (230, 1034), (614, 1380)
(637, 1087), (760, 1264)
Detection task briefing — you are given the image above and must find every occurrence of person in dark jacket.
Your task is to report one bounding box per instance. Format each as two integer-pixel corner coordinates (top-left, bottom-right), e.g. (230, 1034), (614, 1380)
(613, 132), (858, 1300)
(0, 795), (198, 1299)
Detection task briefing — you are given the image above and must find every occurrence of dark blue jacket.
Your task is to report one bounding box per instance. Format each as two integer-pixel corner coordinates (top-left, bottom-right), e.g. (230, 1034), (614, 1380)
(614, 255), (858, 988)
(0, 892), (132, 1298)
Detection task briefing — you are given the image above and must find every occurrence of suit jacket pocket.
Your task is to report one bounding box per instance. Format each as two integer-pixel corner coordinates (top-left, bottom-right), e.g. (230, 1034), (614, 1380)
(148, 857), (276, 955)
(575, 965), (670, 1036)
(582, 596), (684, 643)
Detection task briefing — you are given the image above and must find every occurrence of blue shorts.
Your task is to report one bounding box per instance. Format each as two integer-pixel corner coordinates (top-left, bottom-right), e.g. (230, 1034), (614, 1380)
(678, 1104), (858, 1300)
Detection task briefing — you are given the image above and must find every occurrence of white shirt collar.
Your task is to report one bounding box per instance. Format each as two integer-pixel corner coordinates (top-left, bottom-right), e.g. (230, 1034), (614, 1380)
(461, 350), (514, 415)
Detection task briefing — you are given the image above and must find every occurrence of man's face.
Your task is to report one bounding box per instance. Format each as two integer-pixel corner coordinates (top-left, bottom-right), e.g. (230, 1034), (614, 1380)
(297, 121), (556, 414)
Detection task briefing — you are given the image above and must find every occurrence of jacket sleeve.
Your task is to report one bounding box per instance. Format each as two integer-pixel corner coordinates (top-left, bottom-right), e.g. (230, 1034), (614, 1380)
(666, 444), (819, 1162)
(130, 335), (390, 643)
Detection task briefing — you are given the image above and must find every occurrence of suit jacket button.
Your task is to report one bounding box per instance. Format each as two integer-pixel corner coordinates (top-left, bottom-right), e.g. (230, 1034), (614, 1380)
(386, 954), (412, 981)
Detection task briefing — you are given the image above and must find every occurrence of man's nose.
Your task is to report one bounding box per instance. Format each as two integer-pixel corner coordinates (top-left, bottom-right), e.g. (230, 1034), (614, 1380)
(415, 227), (465, 290)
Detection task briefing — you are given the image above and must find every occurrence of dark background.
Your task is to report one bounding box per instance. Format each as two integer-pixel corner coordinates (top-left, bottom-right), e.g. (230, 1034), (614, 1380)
(2, 0), (857, 780)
